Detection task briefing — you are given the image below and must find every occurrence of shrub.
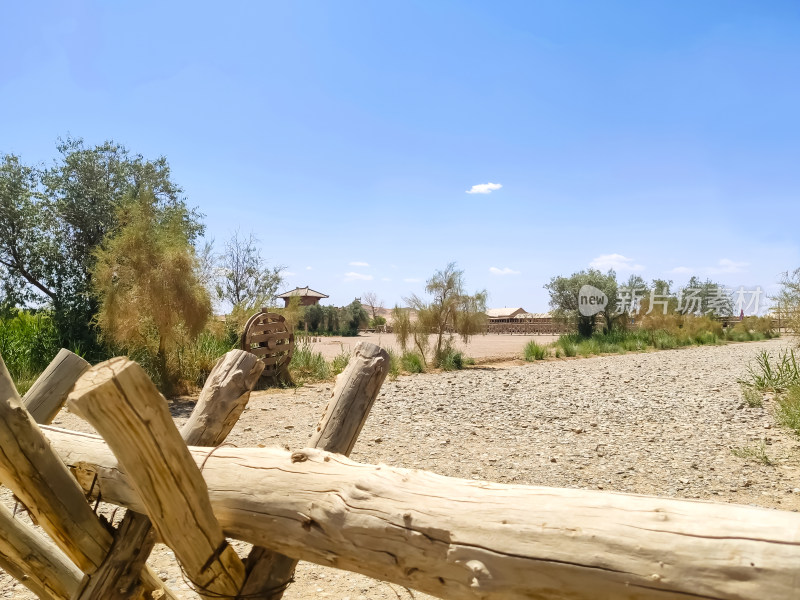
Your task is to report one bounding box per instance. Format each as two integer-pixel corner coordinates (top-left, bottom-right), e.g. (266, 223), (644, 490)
(439, 347), (467, 371)
(524, 340), (548, 361)
(401, 351), (425, 373)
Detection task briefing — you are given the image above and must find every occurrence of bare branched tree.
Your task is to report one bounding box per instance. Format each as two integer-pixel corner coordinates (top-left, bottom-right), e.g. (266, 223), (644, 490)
(362, 291), (383, 322)
(217, 230), (284, 310)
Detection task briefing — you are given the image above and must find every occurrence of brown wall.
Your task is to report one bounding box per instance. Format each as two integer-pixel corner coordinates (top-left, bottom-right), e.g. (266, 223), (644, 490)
(281, 297), (322, 307)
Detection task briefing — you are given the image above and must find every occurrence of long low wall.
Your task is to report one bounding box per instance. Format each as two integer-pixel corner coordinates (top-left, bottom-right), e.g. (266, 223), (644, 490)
(486, 322), (571, 335)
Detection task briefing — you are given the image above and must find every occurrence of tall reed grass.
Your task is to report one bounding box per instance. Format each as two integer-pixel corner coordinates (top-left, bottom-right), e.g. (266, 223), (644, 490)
(0, 311), (62, 395)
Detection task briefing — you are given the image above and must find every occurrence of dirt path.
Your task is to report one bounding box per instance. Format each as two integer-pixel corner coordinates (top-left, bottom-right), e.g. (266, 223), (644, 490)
(306, 332), (560, 361)
(2, 338), (799, 599)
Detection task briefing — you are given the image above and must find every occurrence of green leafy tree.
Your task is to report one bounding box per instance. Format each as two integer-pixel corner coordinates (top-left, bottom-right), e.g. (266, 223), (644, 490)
(342, 299), (369, 335)
(545, 269), (619, 337)
(395, 263), (487, 367)
(91, 188), (211, 391)
(0, 138), (201, 354)
(680, 276), (733, 317)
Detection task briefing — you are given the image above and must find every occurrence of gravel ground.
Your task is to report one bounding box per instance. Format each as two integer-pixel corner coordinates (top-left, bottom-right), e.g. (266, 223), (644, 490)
(2, 337), (799, 599)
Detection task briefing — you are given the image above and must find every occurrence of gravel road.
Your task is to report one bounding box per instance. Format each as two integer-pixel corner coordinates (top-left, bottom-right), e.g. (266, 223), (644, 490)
(2, 338), (799, 599)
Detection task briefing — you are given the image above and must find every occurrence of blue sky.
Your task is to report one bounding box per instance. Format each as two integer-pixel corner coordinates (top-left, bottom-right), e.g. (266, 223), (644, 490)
(2, 1), (799, 311)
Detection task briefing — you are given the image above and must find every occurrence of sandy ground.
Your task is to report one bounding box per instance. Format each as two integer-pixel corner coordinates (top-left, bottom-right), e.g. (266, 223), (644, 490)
(308, 332), (560, 361)
(2, 337), (800, 599)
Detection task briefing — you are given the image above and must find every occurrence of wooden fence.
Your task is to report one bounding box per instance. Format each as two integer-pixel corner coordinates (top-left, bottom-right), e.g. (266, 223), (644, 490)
(0, 345), (799, 599)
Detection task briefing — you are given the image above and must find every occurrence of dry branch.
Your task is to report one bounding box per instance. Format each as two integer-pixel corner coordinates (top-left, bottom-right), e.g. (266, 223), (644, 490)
(44, 426), (800, 600)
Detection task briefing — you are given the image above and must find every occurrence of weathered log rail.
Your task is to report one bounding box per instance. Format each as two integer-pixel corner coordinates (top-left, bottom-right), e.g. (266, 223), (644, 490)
(41, 427), (800, 600)
(1, 343), (800, 600)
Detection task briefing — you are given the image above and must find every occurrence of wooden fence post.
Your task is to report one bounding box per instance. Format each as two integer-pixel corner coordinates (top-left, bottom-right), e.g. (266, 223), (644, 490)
(76, 350), (263, 599)
(68, 357), (248, 600)
(22, 348), (90, 424)
(240, 341), (389, 598)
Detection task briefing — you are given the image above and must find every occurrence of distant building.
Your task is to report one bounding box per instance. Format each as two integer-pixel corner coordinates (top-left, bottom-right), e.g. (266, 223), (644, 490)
(486, 308), (562, 334)
(486, 307), (528, 323)
(276, 286), (329, 307)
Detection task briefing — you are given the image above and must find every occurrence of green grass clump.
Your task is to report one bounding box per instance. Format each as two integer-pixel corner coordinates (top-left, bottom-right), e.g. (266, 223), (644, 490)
(731, 441), (774, 466)
(740, 384), (763, 408)
(745, 349), (800, 392)
(331, 348), (351, 376)
(385, 348), (401, 380)
(401, 351), (425, 373)
(169, 330), (236, 391)
(558, 338), (577, 357)
(776, 384), (800, 435)
(289, 339), (330, 383)
(524, 340), (548, 361)
(0, 310), (62, 395)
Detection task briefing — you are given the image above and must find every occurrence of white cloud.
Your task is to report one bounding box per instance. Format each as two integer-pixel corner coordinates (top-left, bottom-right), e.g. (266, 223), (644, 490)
(349, 261), (369, 267)
(466, 182), (502, 194)
(489, 266), (520, 276)
(403, 278), (421, 283)
(670, 266), (693, 274)
(670, 259), (749, 277)
(284, 271), (296, 277)
(709, 258), (749, 274)
(343, 272), (373, 282)
(305, 266), (313, 270)
(382, 277), (391, 281)
(589, 253), (644, 272)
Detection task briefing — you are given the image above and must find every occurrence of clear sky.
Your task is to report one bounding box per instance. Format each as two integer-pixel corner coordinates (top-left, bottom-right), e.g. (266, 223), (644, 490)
(2, 1), (799, 311)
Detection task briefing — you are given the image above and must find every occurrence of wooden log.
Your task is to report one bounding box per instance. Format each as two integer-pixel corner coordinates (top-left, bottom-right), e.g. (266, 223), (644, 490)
(180, 349), (265, 446)
(78, 350), (263, 600)
(241, 341), (390, 598)
(68, 357), (247, 600)
(0, 503), (83, 600)
(22, 348), (90, 424)
(0, 349), (88, 599)
(0, 354), (174, 600)
(44, 427), (800, 600)
(0, 354), (112, 571)
(308, 342), (390, 454)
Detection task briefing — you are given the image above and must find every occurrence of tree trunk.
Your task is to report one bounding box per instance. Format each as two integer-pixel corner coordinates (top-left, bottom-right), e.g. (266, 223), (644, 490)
(44, 427), (800, 600)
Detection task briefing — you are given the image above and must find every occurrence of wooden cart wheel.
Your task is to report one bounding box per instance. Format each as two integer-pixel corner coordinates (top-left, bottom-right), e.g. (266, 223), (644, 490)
(240, 310), (295, 384)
